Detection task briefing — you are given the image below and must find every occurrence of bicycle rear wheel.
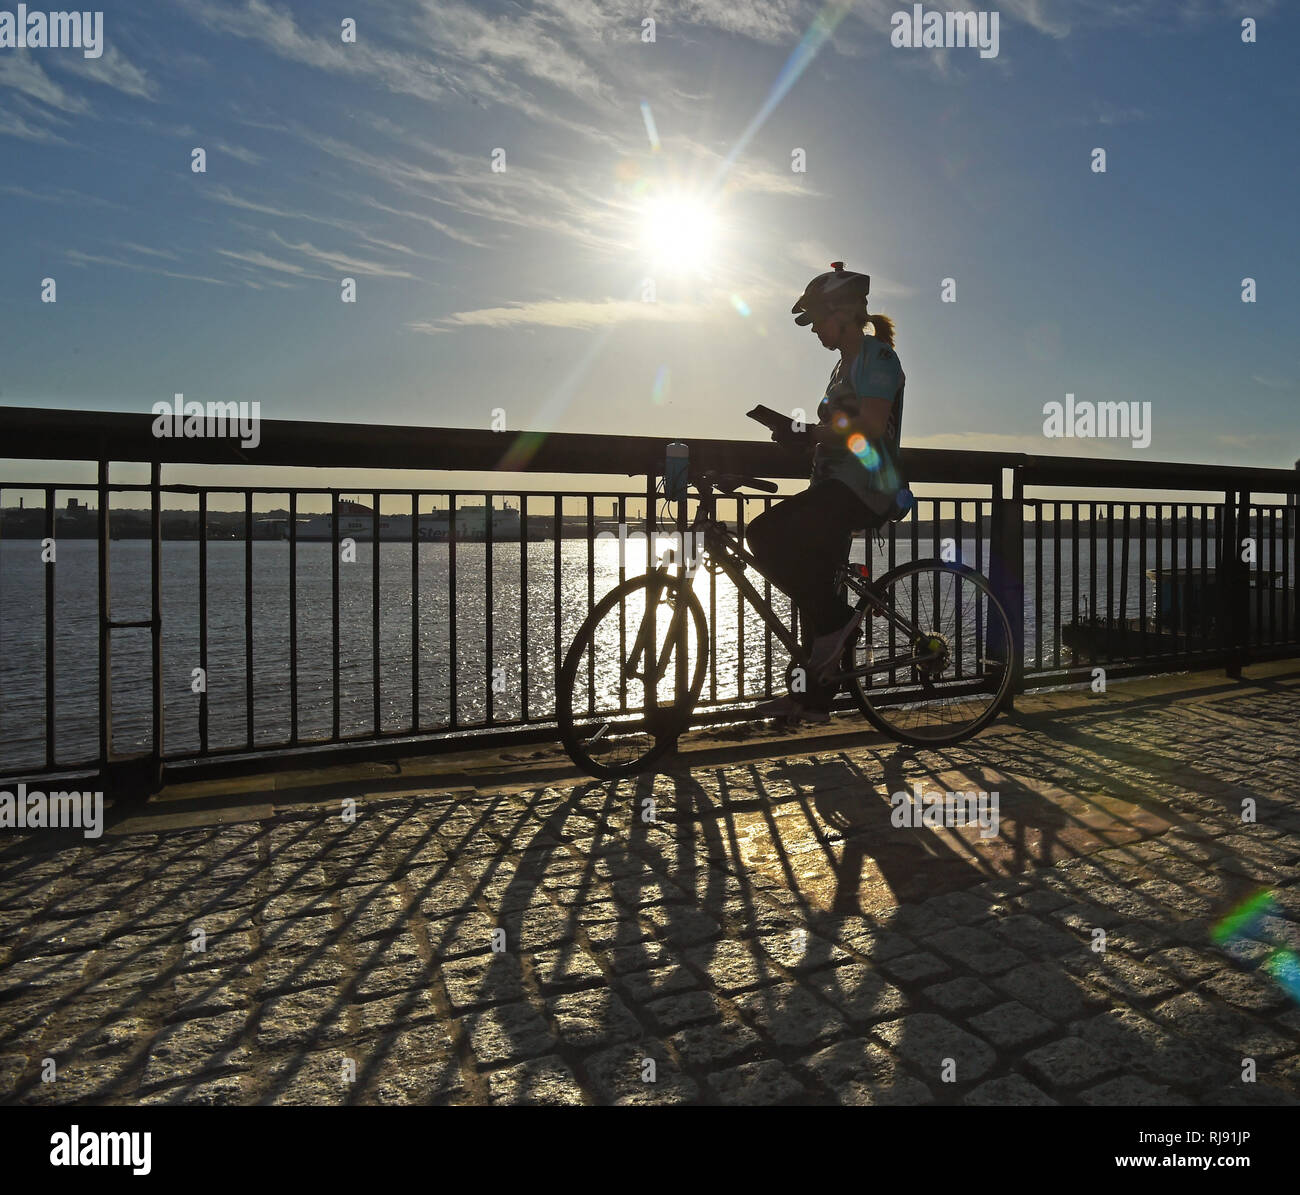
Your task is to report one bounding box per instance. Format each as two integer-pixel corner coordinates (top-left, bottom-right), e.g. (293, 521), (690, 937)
(845, 560), (1013, 746)
(557, 571), (709, 779)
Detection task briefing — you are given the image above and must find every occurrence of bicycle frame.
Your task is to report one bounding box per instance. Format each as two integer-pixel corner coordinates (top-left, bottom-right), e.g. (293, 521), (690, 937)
(625, 485), (944, 696)
(694, 515), (936, 685)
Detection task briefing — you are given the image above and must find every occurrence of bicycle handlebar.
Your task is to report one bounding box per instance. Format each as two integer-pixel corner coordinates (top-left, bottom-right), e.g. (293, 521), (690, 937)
(696, 470), (778, 495)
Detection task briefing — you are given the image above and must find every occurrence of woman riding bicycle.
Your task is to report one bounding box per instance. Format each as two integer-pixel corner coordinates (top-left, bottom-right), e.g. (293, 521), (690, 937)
(747, 262), (907, 723)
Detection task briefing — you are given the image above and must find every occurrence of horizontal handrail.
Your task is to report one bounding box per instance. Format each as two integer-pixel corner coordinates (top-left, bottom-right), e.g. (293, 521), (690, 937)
(2, 406), (1297, 493)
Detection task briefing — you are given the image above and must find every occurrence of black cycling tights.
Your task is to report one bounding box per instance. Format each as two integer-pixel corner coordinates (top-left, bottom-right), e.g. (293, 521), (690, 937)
(746, 480), (883, 707)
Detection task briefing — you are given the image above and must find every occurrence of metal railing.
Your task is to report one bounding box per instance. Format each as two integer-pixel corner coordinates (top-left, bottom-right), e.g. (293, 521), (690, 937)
(0, 406), (1296, 793)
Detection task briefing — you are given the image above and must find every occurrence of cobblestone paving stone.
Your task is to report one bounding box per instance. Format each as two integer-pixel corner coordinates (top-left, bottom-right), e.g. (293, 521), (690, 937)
(2, 669), (1300, 1105)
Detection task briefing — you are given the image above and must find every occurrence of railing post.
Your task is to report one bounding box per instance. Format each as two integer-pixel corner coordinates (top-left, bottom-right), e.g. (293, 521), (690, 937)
(97, 459), (111, 770)
(1220, 489), (1251, 678)
(1221, 490), (1238, 678)
(1236, 489), (1252, 674)
(988, 464), (1025, 710)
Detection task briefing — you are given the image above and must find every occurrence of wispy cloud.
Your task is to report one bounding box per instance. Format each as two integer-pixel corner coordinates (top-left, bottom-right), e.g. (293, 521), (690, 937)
(266, 231), (419, 278)
(361, 197), (493, 249)
(179, 0), (452, 103)
(357, 231), (447, 265)
(214, 247), (325, 279)
(64, 248), (233, 286)
(118, 241), (181, 261)
(50, 46), (158, 101)
(1251, 374), (1294, 390)
(0, 106), (71, 143)
(202, 183), (352, 231)
(0, 55), (89, 114)
(0, 182), (124, 208)
(414, 296), (728, 333)
(214, 139), (263, 164)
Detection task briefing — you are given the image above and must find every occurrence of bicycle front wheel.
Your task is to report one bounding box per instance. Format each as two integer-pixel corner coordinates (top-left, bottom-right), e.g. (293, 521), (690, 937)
(557, 570), (709, 779)
(846, 560), (1014, 746)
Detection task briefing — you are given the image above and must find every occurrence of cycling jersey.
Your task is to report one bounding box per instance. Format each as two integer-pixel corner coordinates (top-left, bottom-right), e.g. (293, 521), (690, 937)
(811, 334), (905, 517)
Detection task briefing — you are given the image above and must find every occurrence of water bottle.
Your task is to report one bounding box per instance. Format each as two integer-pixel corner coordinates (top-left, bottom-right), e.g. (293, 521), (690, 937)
(665, 442), (689, 502)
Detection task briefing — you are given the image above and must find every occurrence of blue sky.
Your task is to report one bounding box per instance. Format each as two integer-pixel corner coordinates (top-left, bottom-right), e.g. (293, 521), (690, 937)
(1, 0), (1297, 498)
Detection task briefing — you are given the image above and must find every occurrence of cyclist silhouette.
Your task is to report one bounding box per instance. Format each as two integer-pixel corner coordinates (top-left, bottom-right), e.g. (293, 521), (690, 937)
(746, 262), (907, 722)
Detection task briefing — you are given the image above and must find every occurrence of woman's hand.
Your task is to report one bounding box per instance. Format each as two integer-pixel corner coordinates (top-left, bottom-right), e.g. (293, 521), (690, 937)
(771, 426), (812, 452)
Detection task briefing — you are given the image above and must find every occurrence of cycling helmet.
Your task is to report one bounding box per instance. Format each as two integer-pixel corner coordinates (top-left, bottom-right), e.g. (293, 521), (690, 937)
(792, 261), (871, 325)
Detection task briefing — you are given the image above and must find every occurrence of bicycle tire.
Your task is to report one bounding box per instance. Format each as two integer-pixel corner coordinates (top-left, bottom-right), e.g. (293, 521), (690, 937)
(844, 559), (1014, 747)
(557, 571), (710, 779)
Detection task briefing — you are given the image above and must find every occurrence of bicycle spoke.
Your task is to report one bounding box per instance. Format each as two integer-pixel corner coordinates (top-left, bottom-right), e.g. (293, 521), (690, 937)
(848, 562), (1012, 745)
(559, 572), (707, 777)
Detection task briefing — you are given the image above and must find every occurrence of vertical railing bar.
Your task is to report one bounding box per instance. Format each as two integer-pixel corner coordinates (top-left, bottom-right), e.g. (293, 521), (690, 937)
(199, 490), (209, 755)
(955, 498), (964, 677)
(737, 495), (747, 701)
(372, 491), (381, 735)
(708, 501), (718, 703)
(448, 492), (458, 730)
(244, 491), (254, 749)
(1119, 503), (1131, 664)
(973, 498), (982, 689)
(1253, 503), (1262, 650)
(763, 495), (773, 696)
(289, 491), (299, 745)
(617, 494), (628, 712)
(1182, 502), (1192, 669)
(411, 491), (420, 732)
(331, 491), (341, 741)
(1088, 502), (1097, 668)
(553, 494), (562, 716)
(1200, 502), (1209, 657)
(1053, 500), (1062, 669)
(1105, 502), (1114, 640)
(1033, 498), (1042, 672)
(586, 494), (595, 715)
(44, 485), (55, 768)
(1284, 501), (1293, 644)
(1138, 504), (1147, 661)
(485, 491), (494, 727)
(520, 494), (529, 721)
(98, 462), (111, 766)
(1155, 503), (1164, 661)
(645, 474), (658, 715)
(151, 463), (163, 766)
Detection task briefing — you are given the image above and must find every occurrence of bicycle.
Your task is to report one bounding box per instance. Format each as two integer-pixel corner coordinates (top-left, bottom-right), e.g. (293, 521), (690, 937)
(556, 469), (1015, 779)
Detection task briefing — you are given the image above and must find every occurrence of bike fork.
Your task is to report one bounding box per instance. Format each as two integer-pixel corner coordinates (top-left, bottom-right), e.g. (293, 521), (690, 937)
(625, 566), (688, 697)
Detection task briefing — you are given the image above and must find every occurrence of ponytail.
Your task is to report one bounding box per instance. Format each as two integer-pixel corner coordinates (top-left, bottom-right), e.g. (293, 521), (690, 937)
(864, 311), (896, 348)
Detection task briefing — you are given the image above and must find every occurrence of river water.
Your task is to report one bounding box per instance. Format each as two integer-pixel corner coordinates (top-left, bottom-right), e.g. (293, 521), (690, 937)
(1, 530), (1288, 772)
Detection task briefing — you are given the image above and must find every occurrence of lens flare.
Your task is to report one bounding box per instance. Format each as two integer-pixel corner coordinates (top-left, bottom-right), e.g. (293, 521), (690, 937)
(651, 363), (671, 405)
(1212, 889), (1276, 947)
(1214, 889), (1300, 1006)
(640, 101), (661, 152)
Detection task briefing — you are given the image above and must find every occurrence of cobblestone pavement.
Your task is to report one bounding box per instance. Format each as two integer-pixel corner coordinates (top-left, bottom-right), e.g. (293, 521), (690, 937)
(3, 665), (1299, 1105)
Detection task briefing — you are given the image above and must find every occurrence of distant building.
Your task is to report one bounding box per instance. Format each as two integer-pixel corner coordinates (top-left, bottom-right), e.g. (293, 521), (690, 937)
(293, 498), (521, 541)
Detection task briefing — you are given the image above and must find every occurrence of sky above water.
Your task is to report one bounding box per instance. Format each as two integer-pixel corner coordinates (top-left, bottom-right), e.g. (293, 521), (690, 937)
(1, 0), (1298, 500)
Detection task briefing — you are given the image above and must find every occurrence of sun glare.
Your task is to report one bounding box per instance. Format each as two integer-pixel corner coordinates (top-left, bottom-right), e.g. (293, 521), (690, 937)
(639, 193), (719, 273)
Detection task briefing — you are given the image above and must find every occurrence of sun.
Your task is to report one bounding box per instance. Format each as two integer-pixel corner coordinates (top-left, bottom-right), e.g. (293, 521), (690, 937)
(639, 192), (720, 274)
